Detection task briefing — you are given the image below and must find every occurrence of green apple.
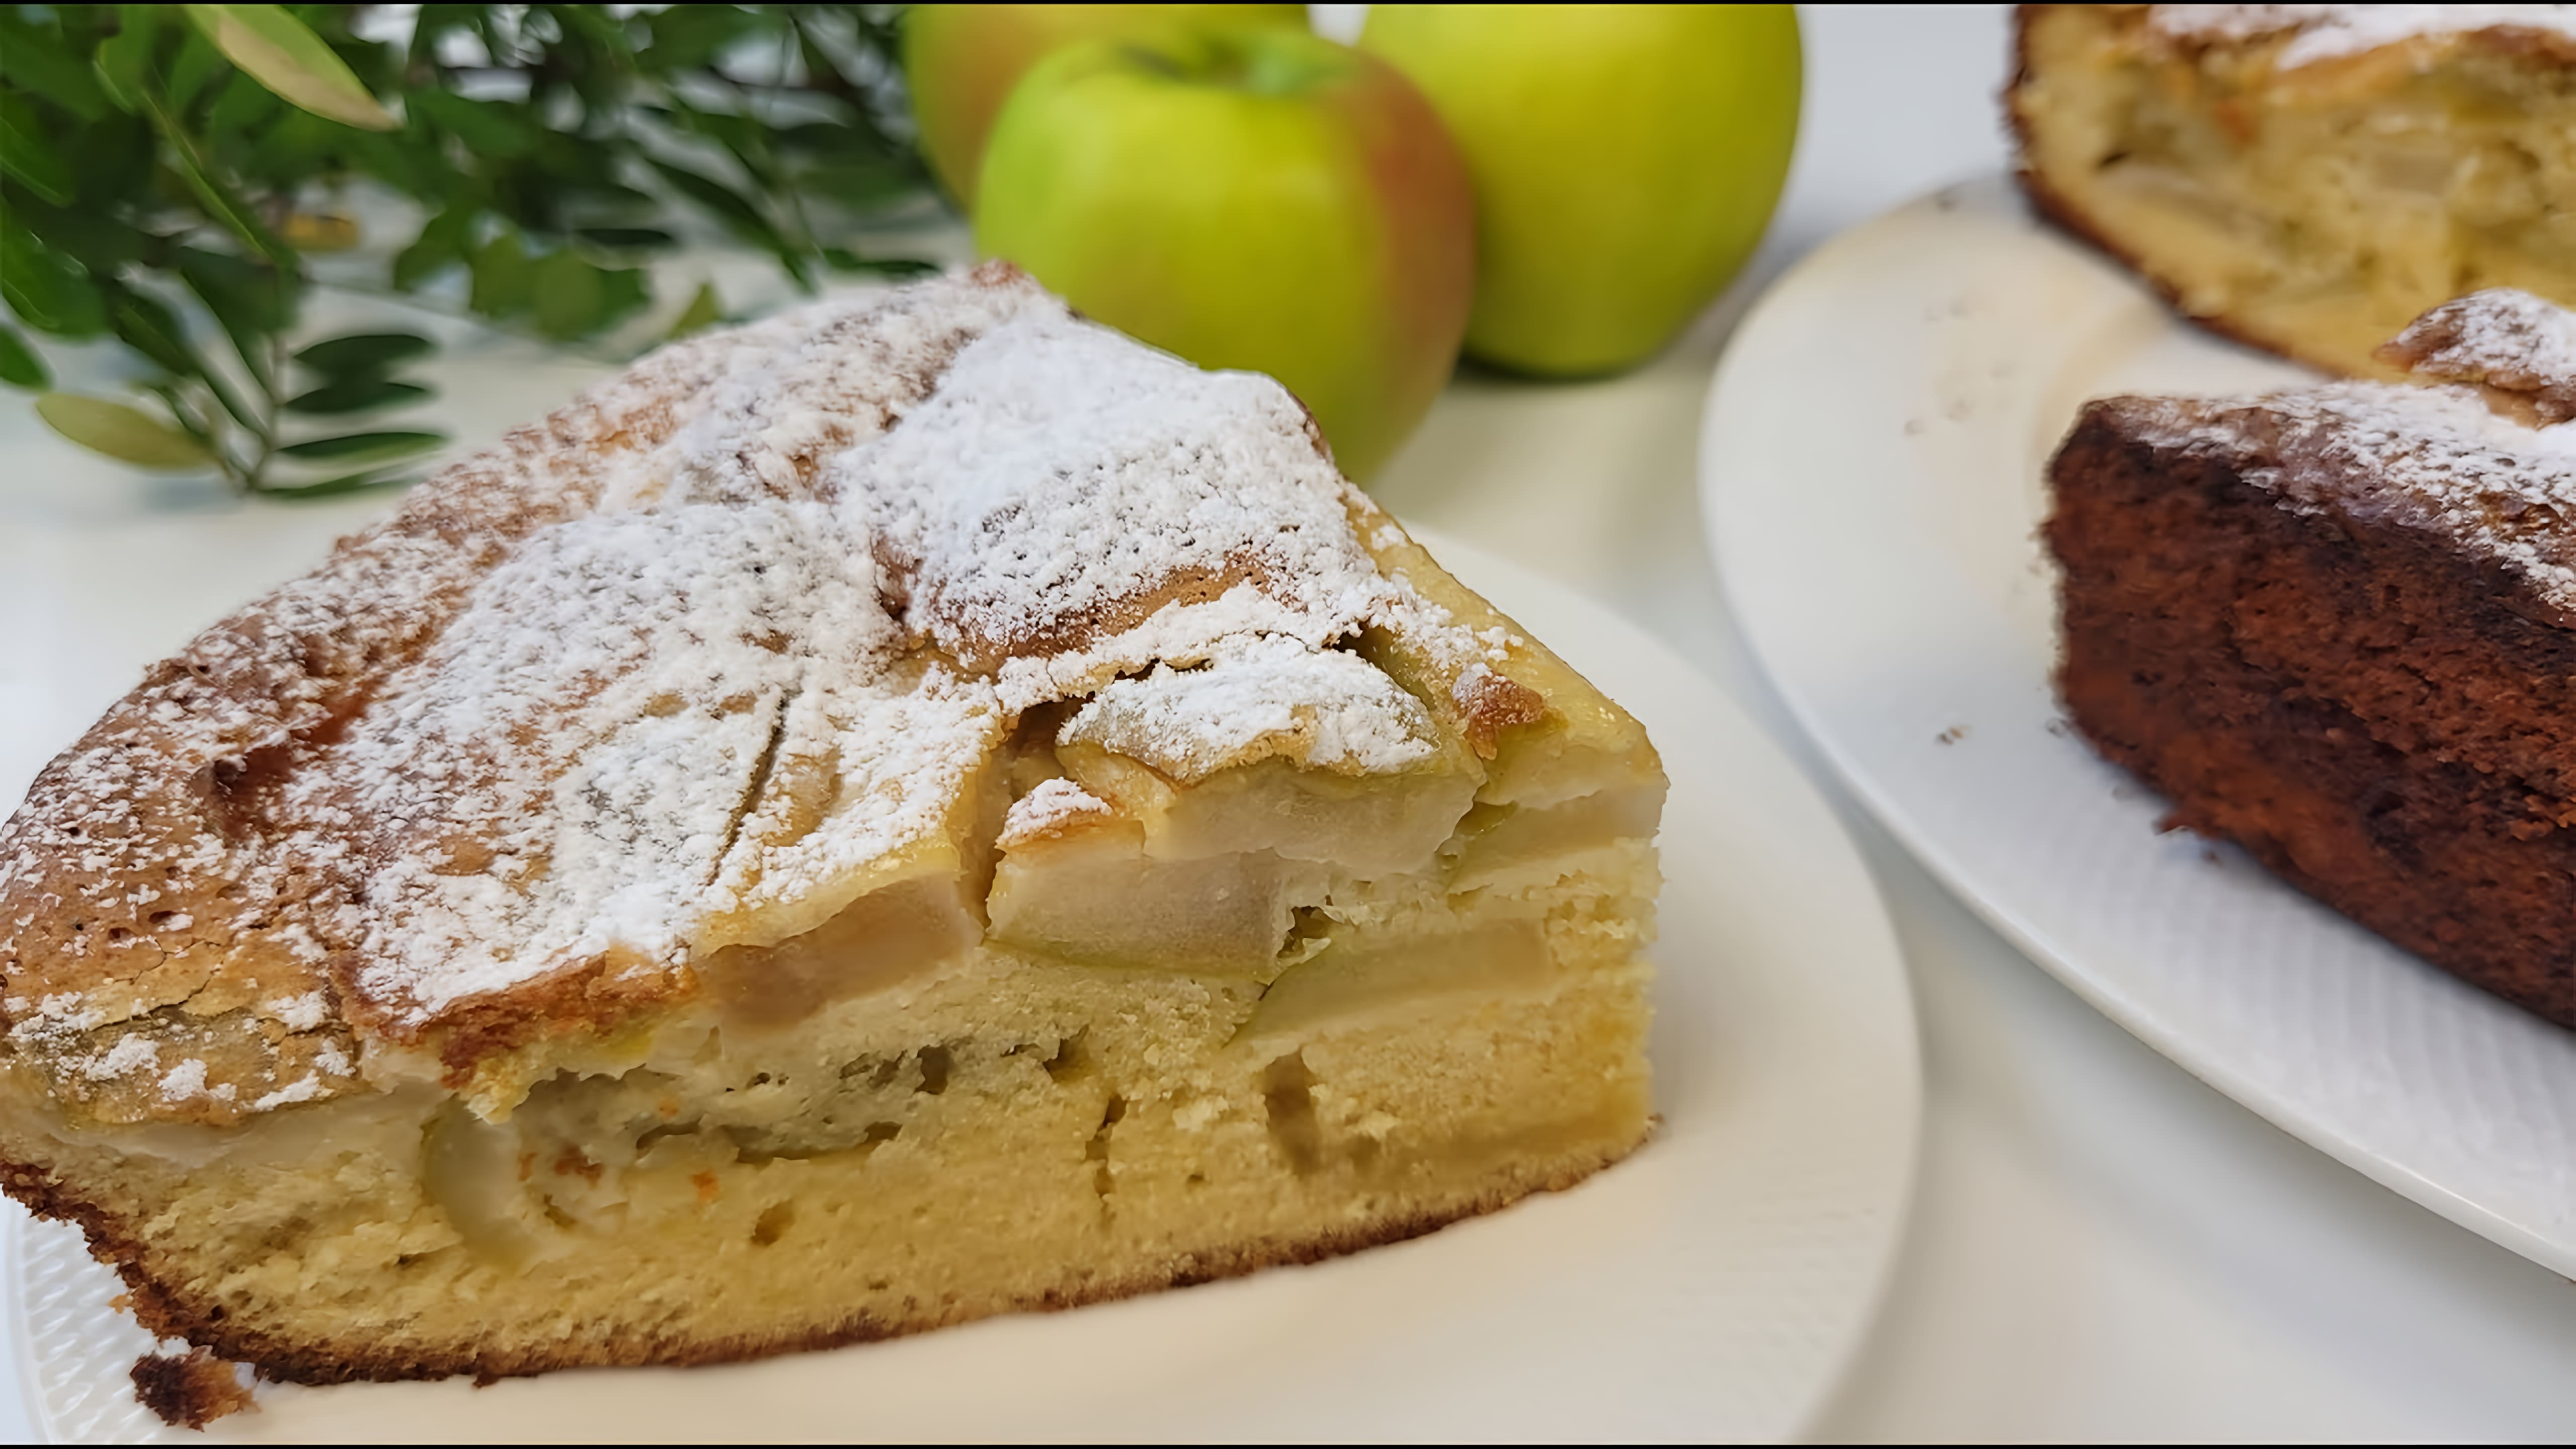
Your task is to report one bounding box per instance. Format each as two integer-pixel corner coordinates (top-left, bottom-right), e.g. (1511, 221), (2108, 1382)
(1361, 5), (1802, 376)
(975, 27), (1476, 480)
(902, 4), (1308, 208)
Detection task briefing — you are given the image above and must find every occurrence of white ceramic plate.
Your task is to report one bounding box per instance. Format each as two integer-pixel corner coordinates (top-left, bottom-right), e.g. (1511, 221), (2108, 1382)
(0, 346), (1920, 1439)
(1702, 174), (2576, 1276)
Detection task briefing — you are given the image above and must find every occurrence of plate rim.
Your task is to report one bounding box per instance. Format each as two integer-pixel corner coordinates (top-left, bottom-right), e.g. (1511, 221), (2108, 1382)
(1698, 173), (2575, 1277)
(4, 526), (1924, 1444)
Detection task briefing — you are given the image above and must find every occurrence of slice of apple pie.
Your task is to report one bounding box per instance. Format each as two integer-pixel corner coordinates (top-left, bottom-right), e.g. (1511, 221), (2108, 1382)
(0, 263), (1660, 1403)
(2009, 4), (2576, 379)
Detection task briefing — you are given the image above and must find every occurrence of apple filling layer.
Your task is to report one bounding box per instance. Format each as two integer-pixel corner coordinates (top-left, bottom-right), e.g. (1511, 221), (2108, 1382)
(384, 645), (1655, 1281)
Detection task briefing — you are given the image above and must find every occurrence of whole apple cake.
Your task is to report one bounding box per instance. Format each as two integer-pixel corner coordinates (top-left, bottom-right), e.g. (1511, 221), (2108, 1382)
(0, 264), (1661, 1413)
(2009, 4), (2576, 379)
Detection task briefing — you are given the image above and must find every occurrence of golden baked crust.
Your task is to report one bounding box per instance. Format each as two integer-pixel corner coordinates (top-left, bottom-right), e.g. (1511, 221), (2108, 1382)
(0, 272), (1027, 1125)
(0, 264), (1577, 1125)
(2008, 4), (2576, 378)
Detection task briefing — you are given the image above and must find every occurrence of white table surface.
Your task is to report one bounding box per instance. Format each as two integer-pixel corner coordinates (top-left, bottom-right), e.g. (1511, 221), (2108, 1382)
(4, 6), (2572, 1441)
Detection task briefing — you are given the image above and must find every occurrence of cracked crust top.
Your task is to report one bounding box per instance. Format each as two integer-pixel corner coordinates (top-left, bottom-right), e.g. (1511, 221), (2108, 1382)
(2090, 290), (2576, 622)
(0, 264), (1573, 1128)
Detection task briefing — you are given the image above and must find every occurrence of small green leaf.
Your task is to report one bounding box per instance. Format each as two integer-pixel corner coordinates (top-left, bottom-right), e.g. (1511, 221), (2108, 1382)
(0, 94), (76, 206)
(820, 249), (941, 279)
(293, 332), (432, 377)
(650, 158), (812, 289)
(468, 231), (532, 318)
(183, 4), (396, 132)
(140, 91), (295, 268)
(647, 159), (770, 235)
(0, 326), (50, 390)
(91, 8), (163, 115)
(276, 428), (444, 463)
(578, 227), (677, 252)
(203, 67), (283, 141)
(406, 6), (476, 72)
(104, 287), (200, 378)
(166, 30), (231, 112)
(177, 247), (292, 387)
(12, 190), (148, 270)
(256, 466), (414, 501)
(641, 5), (762, 72)
(668, 282), (723, 341)
(531, 250), (605, 340)
(411, 89), (531, 157)
(393, 208), (472, 292)
(58, 111), (157, 207)
(0, 14), (111, 122)
(0, 221), (106, 338)
(275, 430), (445, 465)
(36, 393), (215, 468)
(595, 265), (651, 334)
(340, 127), (430, 197)
(775, 120), (899, 160)
(543, 170), (656, 218)
(246, 105), (339, 179)
(796, 160), (924, 209)
(284, 378), (431, 416)
(174, 249), (292, 336)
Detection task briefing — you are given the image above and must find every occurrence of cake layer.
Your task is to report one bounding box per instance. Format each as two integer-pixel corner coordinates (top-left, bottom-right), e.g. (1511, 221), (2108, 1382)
(3, 872), (1654, 1380)
(2010, 4), (2576, 379)
(2047, 400), (2576, 1026)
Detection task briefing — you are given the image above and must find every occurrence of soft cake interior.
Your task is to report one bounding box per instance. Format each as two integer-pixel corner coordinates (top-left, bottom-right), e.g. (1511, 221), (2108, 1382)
(2013, 6), (2576, 377)
(2, 555), (1659, 1383)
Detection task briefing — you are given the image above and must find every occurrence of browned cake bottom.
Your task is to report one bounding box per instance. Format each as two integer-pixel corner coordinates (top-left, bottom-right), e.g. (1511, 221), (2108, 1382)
(12, 1134), (1634, 1389)
(2046, 414), (2576, 1028)
(1, 939), (1654, 1395)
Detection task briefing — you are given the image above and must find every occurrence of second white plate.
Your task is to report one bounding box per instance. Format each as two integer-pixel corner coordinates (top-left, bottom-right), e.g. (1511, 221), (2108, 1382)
(3, 484), (1920, 1440)
(1702, 175), (2576, 1275)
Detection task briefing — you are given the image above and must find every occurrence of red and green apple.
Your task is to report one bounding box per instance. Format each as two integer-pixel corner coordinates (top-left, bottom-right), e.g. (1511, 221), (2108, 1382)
(974, 27), (1477, 480)
(902, 4), (1308, 208)
(1361, 4), (1803, 376)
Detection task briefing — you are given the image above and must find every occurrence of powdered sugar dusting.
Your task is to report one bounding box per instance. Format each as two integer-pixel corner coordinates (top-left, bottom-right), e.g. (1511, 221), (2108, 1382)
(1, 264), (1502, 1112)
(2148, 5), (2576, 65)
(997, 778), (1114, 849)
(845, 311), (1393, 710)
(82, 1035), (157, 1082)
(1061, 635), (1440, 783)
(2383, 289), (2576, 425)
(2109, 380), (2576, 613)
(269, 993), (329, 1033)
(155, 1058), (233, 1104)
(328, 504), (859, 1016)
(253, 1075), (326, 1111)
(706, 663), (1005, 937)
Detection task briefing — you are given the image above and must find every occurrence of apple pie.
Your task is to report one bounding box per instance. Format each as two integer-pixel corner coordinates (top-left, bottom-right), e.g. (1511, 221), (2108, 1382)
(0, 263), (1661, 1415)
(2009, 4), (2576, 378)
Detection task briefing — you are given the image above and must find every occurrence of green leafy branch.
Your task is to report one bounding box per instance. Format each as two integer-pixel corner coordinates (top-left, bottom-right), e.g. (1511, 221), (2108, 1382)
(1, 3), (936, 498)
